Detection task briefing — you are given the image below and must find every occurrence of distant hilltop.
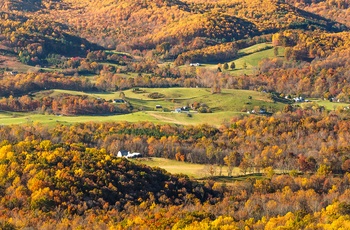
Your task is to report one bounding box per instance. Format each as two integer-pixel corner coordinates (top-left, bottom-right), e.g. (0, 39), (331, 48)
(0, 0), (345, 51)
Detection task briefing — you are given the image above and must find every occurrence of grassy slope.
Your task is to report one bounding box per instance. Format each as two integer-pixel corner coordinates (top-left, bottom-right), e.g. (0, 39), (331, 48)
(0, 112), (160, 126)
(310, 99), (350, 111)
(0, 111), (245, 127)
(1, 88), (284, 126)
(127, 87), (280, 106)
(37, 88), (283, 112)
(131, 157), (242, 179)
(115, 87), (284, 119)
(190, 43), (285, 75)
(132, 157), (290, 181)
(238, 43), (272, 54)
(146, 111), (242, 126)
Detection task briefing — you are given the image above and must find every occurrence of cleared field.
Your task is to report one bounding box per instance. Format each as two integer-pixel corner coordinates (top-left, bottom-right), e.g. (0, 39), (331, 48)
(105, 50), (133, 58)
(310, 99), (349, 111)
(0, 111), (14, 118)
(203, 43), (285, 75)
(34, 89), (118, 99)
(0, 111), (240, 126)
(238, 43), (272, 55)
(124, 88), (284, 113)
(131, 157), (242, 179)
(0, 112), (161, 126)
(132, 158), (292, 182)
(124, 88), (210, 101)
(147, 111), (243, 126)
(3, 88), (285, 126)
(36, 88), (284, 112)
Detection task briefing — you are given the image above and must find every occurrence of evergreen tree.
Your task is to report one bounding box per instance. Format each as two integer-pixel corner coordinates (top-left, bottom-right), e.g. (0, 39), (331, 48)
(223, 63), (229, 70)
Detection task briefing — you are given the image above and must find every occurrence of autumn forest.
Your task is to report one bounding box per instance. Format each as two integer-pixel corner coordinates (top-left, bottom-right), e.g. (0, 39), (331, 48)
(0, 0), (350, 229)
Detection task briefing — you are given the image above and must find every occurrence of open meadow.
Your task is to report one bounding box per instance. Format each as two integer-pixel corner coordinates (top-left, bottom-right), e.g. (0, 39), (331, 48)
(0, 88), (286, 126)
(186, 43), (285, 76)
(309, 99), (350, 111)
(131, 157), (242, 179)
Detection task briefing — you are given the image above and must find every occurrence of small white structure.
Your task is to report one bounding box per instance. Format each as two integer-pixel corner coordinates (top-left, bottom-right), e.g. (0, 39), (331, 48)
(117, 150), (130, 157)
(293, 97), (304, 103)
(126, 152), (141, 158)
(190, 63), (201, 67)
(117, 150), (142, 158)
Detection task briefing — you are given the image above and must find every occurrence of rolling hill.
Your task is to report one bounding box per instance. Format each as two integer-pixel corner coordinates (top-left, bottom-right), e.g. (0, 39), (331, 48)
(0, 141), (220, 214)
(0, 0), (345, 51)
(285, 0), (350, 27)
(0, 0), (67, 11)
(1, 0), (350, 229)
(0, 0), (346, 73)
(0, 88), (286, 126)
(0, 11), (102, 67)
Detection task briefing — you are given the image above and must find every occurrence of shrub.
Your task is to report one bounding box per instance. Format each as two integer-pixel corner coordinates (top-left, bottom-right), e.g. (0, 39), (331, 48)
(148, 92), (165, 99)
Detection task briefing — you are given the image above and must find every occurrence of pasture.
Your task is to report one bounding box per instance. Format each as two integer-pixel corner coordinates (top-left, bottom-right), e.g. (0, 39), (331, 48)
(191, 43), (285, 76)
(131, 157), (242, 179)
(0, 111), (160, 126)
(310, 99), (349, 111)
(1, 87), (284, 126)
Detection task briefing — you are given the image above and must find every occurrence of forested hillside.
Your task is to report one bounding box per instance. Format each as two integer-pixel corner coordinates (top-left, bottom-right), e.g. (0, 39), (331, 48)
(286, 0), (350, 27)
(0, 12), (101, 66)
(1, 0), (350, 228)
(0, 0), (346, 67)
(1, 110), (350, 228)
(1, 0), (345, 50)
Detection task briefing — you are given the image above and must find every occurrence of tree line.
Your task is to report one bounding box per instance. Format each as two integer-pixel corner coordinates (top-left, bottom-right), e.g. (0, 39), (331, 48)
(0, 94), (127, 115)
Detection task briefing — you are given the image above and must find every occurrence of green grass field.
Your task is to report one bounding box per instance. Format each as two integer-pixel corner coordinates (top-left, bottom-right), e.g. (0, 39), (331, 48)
(35, 88), (283, 112)
(124, 88), (283, 113)
(0, 111), (14, 118)
(105, 50), (133, 58)
(0, 111), (241, 127)
(0, 112), (161, 126)
(2, 88), (285, 126)
(238, 43), (272, 55)
(198, 43), (285, 75)
(309, 99), (350, 111)
(131, 157), (242, 179)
